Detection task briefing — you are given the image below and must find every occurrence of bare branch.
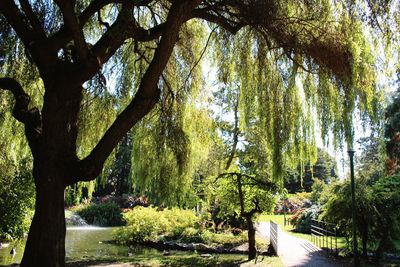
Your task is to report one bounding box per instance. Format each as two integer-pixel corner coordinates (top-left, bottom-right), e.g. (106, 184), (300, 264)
(19, 0), (46, 38)
(75, 8), (166, 83)
(225, 90), (240, 170)
(193, 9), (244, 34)
(54, 0), (89, 60)
(48, 0), (153, 53)
(0, 0), (38, 44)
(97, 10), (110, 30)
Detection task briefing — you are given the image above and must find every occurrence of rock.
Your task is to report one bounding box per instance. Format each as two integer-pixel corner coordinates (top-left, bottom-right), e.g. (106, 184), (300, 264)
(193, 243), (213, 251)
(66, 214), (88, 226)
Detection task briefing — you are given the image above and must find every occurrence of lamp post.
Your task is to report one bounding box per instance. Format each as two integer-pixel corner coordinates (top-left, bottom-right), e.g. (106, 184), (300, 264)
(348, 150), (360, 267)
(282, 189), (288, 227)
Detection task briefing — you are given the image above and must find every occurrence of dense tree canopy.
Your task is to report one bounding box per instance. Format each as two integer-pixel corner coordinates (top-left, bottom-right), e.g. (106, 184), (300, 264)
(0, 0), (399, 266)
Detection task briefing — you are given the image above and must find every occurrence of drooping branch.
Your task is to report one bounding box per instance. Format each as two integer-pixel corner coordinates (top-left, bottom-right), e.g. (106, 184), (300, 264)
(72, 0), (202, 184)
(0, 78), (42, 152)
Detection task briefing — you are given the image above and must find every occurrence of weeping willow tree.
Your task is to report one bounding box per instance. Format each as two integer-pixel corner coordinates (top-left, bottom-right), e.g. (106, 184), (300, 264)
(0, 0), (398, 266)
(210, 1), (388, 182)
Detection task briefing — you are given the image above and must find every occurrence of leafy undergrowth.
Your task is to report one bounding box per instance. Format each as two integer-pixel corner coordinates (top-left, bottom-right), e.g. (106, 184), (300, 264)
(115, 206), (254, 249)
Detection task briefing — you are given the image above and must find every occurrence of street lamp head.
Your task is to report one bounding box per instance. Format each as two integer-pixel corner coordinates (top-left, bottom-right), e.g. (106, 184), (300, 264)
(347, 150), (355, 157)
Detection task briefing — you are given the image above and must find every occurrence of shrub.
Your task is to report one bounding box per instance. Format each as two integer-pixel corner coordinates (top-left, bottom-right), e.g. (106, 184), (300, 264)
(162, 208), (199, 236)
(199, 230), (247, 247)
(293, 205), (321, 233)
(76, 202), (124, 226)
(290, 208), (306, 226)
(179, 227), (202, 243)
(115, 206), (250, 248)
(0, 161), (35, 240)
(274, 193), (311, 214)
(115, 206), (199, 244)
(370, 175), (400, 255)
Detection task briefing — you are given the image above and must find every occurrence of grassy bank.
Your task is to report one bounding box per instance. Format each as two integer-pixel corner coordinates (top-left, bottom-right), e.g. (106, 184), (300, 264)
(65, 252), (283, 267)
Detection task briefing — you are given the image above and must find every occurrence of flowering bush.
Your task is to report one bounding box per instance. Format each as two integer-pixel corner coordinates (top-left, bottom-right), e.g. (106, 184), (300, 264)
(291, 205), (321, 233)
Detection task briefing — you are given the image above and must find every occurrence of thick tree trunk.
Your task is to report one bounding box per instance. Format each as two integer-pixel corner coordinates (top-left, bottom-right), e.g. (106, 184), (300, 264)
(246, 216), (257, 260)
(20, 165), (66, 267)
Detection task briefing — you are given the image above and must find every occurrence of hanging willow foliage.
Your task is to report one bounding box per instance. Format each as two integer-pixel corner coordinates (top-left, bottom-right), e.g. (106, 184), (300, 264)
(209, 0), (386, 180)
(0, 0), (397, 204)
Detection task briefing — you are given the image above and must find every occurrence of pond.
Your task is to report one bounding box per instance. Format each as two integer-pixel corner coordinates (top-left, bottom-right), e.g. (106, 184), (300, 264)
(0, 227), (254, 266)
(0, 226), (137, 265)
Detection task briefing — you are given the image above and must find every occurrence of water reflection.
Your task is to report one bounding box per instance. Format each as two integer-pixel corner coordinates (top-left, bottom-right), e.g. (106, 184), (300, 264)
(65, 226), (127, 261)
(0, 226), (130, 265)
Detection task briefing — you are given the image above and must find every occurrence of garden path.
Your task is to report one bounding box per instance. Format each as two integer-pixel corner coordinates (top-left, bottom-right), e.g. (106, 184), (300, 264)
(257, 222), (344, 267)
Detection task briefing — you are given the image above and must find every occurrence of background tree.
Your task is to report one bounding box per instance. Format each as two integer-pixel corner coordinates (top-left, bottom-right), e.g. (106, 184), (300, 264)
(385, 87), (400, 174)
(285, 148), (338, 193)
(95, 132), (133, 197)
(321, 131), (397, 258)
(0, 0), (396, 266)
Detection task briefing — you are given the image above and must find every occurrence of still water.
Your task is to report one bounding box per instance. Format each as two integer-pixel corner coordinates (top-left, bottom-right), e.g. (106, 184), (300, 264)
(0, 226), (142, 265)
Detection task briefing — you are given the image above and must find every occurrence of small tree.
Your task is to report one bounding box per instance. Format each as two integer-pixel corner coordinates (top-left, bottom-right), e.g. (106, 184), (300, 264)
(211, 172), (276, 260)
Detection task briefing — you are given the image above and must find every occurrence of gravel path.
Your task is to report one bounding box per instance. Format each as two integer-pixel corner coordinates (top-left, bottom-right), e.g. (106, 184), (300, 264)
(257, 222), (344, 267)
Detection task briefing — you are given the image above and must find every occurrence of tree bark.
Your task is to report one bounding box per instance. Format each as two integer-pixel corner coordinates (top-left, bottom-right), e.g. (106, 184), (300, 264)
(1, 2), (202, 266)
(246, 215), (257, 260)
(20, 164), (67, 267)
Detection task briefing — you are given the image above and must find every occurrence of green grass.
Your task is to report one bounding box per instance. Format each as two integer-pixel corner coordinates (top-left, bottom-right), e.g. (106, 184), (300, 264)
(65, 253), (283, 267)
(258, 214), (347, 250)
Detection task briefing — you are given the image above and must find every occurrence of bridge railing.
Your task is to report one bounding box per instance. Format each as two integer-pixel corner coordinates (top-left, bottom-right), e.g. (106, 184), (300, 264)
(311, 219), (337, 255)
(270, 220), (279, 255)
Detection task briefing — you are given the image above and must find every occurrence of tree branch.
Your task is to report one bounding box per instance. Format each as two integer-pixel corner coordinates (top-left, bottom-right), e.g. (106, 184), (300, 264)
(225, 91), (240, 170)
(0, 0), (38, 45)
(19, 0), (46, 39)
(47, 0), (153, 54)
(0, 78), (42, 152)
(193, 9), (244, 34)
(54, 0), (89, 60)
(76, 13), (165, 83)
(71, 0), (202, 184)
